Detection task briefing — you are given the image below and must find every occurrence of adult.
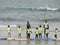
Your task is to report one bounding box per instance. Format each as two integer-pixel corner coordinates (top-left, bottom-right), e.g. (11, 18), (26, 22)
(43, 20), (49, 38)
(26, 21), (31, 29)
(26, 21), (31, 38)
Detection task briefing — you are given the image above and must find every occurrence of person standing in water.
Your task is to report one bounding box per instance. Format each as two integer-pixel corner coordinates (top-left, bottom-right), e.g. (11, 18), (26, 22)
(38, 25), (42, 38)
(43, 20), (49, 38)
(26, 21), (31, 39)
(45, 28), (49, 38)
(18, 26), (21, 38)
(35, 27), (39, 39)
(26, 28), (32, 39)
(26, 21), (31, 29)
(7, 25), (11, 38)
(54, 28), (58, 39)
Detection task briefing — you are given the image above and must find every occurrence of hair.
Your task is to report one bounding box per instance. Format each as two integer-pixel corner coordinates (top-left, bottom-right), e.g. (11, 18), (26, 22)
(8, 25), (10, 27)
(46, 28), (48, 29)
(45, 20), (47, 22)
(39, 25), (41, 27)
(27, 21), (30, 24)
(18, 26), (20, 28)
(27, 27), (29, 29)
(36, 27), (38, 29)
(55, 28), (58, 30)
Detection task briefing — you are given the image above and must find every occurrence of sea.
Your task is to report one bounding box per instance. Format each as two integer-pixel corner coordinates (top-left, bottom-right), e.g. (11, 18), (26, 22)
(0, 0), (60, 45)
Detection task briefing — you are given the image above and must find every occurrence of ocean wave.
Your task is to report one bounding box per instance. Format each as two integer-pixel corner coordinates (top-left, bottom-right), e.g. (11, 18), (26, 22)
(1, 7), (60, 11)
(0, 18), (26, 21)
(0, 18), (60, 22)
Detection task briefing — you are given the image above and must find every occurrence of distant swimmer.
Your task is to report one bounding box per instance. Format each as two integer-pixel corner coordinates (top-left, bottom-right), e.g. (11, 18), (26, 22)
(7, 25), (11, 38)
(18, 26), (21, 38)
(54, 28), (58, 39)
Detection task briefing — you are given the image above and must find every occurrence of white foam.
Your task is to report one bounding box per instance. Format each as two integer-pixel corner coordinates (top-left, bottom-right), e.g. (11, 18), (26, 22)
(47, 8), (58, 10)
(0, 25), (17, 27)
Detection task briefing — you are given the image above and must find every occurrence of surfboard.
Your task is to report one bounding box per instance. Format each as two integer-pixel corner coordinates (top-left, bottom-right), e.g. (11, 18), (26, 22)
(0, 37), (60, 41)
(30, 38), (56, 40)
(0, 37), (7, 40)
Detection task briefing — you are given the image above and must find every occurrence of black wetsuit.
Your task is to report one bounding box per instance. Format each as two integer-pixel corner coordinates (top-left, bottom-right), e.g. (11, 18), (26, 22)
(27, 24), (31, 29)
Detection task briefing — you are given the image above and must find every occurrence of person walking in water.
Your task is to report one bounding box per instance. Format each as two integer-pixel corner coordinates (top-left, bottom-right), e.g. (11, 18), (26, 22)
(26, 28), (32, 39)
(54, 28), (58, 39)
(45, 28), (49, 38)
(7, 25), (11, 38)
(43, 20), (49, 38)
(18, 26), (21, 38)
(35, 27), (39, 39)
(38, 25), (42, 38)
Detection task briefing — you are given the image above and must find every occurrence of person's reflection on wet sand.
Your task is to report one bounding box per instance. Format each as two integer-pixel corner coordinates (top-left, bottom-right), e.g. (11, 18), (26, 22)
(44, 40), (48, 45)
(8, 40), (11, 45)
(54, 41), (57, 45)
(26, 40), (30, 45)
(35, 40), (42, 45)
(18, 41), (21, 45)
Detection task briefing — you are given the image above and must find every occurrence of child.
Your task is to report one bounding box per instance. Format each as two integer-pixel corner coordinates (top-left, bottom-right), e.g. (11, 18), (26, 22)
(18, 26), (21, 38)
(54, 28), (58, 39)
(38, 25), (42, 38)
(8, 25), (11, 38)
(45, 28), (49, 38)
(35, 27), (38, 39)
(26, 28), (32, 39)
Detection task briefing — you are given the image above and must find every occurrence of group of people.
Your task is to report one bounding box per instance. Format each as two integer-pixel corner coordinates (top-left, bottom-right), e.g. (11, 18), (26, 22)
(8, 25), (21, 38)
(7, 20), (58, 39)
(26, 20), (58, 39)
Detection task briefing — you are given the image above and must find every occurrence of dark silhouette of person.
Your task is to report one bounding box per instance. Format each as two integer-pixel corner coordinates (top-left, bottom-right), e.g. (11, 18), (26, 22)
(26, 21), (31, 29)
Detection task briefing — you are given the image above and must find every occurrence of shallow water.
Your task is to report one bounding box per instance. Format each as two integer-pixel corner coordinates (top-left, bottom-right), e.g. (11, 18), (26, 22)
(0, 40), (60, 45)
(0, 21), (60, 45)
(0, 0), (60, 45)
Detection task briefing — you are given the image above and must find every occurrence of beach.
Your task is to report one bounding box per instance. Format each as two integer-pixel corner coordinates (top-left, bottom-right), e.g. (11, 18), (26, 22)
(0, 0), (60, 45)
(0, 20), (60, 45)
